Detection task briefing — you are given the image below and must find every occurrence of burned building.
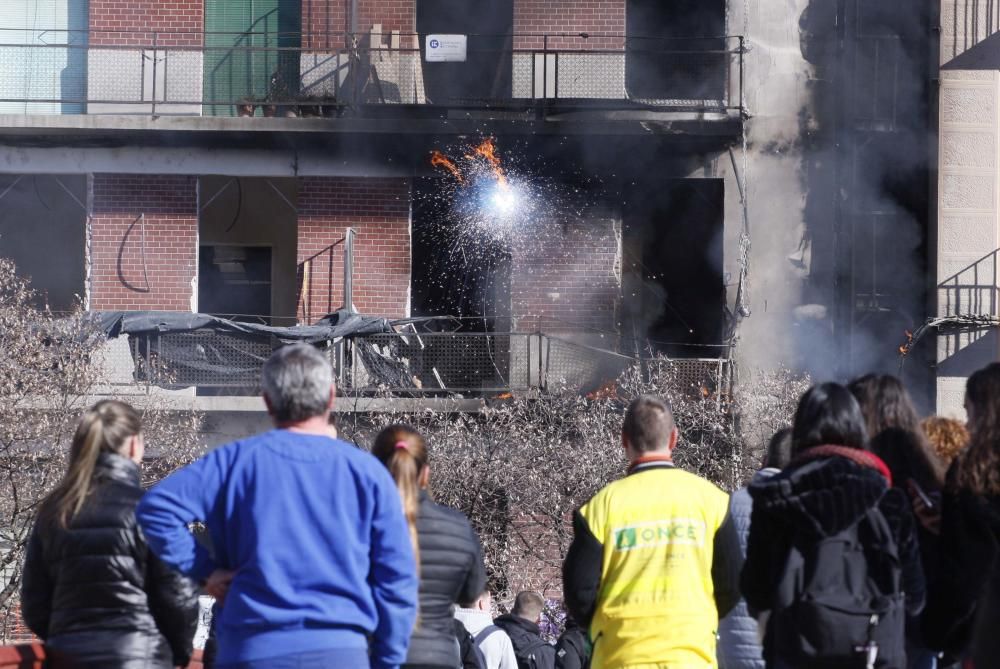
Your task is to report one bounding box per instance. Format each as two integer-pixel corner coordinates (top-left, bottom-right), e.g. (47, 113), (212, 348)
(0, 0), (943, 413)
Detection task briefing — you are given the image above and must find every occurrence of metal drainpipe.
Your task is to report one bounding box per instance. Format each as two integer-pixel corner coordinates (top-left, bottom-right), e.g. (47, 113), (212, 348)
(343, 226), (355, 311)
(348, 0), (358, 35)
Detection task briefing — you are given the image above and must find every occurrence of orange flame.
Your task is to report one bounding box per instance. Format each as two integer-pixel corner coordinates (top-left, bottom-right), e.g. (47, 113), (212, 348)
(473, 138), (508, 188)
(898, 330), (914, 356)
(430, 150), (464, 183)
(495, 392), (513, 400)
(700, 386), (711, 398)
(586, 379), (618, 400)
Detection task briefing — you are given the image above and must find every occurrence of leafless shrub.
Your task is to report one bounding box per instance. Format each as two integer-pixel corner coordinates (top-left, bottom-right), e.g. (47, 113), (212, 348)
(339, 357), (807, 606)
(0, 259), (203, 641)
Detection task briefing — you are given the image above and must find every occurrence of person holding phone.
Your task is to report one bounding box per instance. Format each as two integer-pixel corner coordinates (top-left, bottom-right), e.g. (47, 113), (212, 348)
(849, 375), (945, 669)
(920, 363), (1000, 668)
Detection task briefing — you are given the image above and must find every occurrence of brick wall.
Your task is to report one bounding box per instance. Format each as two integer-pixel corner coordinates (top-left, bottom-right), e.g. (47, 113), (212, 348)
(514, 0), (625, 49)
(356, 0), (415, 34)
(302, 0), (346, 49)
(89, 175), (198, 312)
(302, 0), (414, 47)
(297, 177), (411, 321)
(89, 0), (204, 47)
(511, 218), (621, 332)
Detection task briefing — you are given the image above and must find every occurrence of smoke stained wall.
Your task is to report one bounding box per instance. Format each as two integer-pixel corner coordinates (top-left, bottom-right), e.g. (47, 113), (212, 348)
(721, 0), (934, 406)
(718, 0), (814, 374)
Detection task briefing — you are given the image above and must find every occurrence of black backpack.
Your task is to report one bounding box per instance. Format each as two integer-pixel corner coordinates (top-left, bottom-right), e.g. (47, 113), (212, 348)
(455, 619), (488, 669)
(771, 504), (905, 669)
(511, 636), (550, 669)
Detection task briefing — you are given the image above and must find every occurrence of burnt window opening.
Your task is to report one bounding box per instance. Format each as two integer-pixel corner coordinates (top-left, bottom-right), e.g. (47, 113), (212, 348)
(625, 0), (727, 103)
(199, 246), (273, 325)
(622, 179), (725, 357)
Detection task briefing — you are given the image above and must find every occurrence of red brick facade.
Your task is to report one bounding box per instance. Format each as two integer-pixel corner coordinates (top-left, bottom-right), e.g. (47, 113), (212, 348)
(85, 0), (627, 49)
(89, 0), (203, 47)
(302, 0), (347, 49)
(89, 175), (198, 312)
(511, 218), (621, 332)
(302, 0), (414, 48)
(297, 177), (411, 321)
(514, 0), (626, 49)
(357, 0), (415, 35)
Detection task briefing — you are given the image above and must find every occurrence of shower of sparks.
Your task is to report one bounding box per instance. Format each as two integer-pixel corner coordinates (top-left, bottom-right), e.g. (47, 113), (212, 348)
(417, 136), (602, 321)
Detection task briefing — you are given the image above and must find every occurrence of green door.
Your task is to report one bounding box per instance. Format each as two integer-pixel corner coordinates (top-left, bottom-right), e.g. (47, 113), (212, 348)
(203, 0), (301, 116)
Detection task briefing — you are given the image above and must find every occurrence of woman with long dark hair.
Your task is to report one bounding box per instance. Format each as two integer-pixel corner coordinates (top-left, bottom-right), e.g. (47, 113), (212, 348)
(21, 400), (198, 668)
(849, 374), (946, 496)
(372, 424), (487, 669)
(741, 383), (924, 668)
(921, 362), (1000, 665)
(849, 375), (944, 668)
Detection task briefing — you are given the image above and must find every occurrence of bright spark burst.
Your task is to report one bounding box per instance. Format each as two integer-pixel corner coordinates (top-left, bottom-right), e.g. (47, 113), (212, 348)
(417, 137), (602, 319)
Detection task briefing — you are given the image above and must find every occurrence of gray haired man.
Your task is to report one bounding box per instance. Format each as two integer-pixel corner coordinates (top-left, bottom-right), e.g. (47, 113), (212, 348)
(138, 344), (418, 669)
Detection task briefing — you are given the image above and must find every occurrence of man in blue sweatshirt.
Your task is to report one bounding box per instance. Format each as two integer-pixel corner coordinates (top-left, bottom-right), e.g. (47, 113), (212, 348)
(137, 344), (418, 669)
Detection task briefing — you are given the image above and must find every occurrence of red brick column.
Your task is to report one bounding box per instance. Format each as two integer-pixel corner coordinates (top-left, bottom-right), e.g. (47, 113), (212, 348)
(297, 177), (411, 321)
(511, 218), (621, 332)
(89, 175), (198, 312)
(89, 0), (203, 46)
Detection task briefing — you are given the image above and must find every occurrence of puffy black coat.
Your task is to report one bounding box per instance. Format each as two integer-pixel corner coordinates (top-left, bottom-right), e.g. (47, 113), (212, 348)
(922, 487), (1000, 665)
(741, 453), (925, 665)
(21, 452), (199, 669)
(405, 490), (488, 668)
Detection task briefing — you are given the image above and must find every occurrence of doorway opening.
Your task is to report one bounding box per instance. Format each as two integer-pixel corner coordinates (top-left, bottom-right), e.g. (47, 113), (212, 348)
(622, 179), (725, 357)
(416, 0), (514, 103)
(198, 246), (273, 324)
(411, 177), (512, 331)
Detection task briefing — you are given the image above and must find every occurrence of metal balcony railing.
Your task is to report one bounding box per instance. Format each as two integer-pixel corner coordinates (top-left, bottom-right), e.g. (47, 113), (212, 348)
(0, 28), (745, 117)
(101, 328), (731, 398)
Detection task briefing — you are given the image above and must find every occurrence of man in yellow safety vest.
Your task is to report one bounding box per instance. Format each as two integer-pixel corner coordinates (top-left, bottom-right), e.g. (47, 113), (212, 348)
(563, 395), (742, 668)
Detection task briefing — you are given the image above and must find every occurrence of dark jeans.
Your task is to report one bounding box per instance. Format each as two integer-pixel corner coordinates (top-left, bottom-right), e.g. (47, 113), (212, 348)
(216, 649), (370, 669)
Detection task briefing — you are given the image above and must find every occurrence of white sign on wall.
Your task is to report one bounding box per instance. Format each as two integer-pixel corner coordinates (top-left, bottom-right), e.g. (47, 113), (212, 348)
(425, 34), (467, 62)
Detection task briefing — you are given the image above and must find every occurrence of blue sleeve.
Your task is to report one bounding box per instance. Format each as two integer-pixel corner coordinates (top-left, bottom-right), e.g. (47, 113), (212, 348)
(367, 468), (419, 669)
(136, 446), (230, 583)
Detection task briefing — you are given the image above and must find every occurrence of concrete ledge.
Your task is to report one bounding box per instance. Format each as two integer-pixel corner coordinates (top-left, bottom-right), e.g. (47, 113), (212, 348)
(0, 107), (742, 138)
(192, 396), (487, 413)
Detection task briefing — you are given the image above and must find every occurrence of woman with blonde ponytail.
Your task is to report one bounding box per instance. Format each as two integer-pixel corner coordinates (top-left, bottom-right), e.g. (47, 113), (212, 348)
(21, 400), (199, 669)
(373, 425), (487, 669)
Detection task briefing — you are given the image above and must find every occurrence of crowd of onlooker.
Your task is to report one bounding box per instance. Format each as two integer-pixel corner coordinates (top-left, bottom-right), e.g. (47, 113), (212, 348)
(14, 342), (1000, 669)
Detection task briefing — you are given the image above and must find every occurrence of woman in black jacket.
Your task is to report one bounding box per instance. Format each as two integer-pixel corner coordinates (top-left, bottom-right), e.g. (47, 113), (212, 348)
(849, 374), (945, 669)
(21, 400), (199, 669)
(919, 362), (1000, 666)
(373, 424), (488, 669)
(741, 383), (924, 669)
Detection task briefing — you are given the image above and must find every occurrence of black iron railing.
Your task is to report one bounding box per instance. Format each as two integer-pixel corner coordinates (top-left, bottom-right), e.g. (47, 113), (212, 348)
(0, 28), (745, 116)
